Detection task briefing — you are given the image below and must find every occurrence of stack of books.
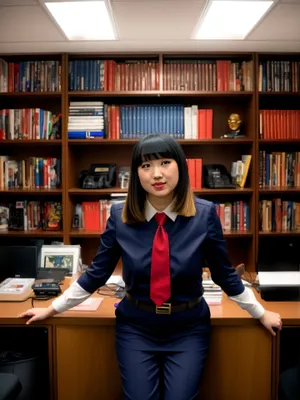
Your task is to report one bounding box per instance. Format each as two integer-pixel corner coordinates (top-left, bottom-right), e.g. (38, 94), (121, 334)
(202, 279), (223, 305)
(68, 101), (104, 139)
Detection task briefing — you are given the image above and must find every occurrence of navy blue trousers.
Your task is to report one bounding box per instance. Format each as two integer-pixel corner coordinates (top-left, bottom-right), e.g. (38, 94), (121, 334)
(115, 297), (211, 400)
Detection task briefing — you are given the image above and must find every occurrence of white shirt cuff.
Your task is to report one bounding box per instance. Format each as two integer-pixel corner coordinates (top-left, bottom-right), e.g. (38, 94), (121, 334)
(52, 281), (91, 313)
(229, 286), (265, 319)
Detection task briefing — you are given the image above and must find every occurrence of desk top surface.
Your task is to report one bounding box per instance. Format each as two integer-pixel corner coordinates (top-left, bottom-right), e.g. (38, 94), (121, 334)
(0, 278), (300, 326)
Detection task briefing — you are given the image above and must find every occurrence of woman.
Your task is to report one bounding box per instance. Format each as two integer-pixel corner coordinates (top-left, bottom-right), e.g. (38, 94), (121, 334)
(20, 133), (282, 400)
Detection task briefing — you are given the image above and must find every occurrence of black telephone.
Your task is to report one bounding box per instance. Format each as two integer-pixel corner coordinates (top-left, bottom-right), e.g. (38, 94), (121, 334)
(203, 164), (236, 189)
(79, 163), (116, 189)
(33, 281), (61, 296)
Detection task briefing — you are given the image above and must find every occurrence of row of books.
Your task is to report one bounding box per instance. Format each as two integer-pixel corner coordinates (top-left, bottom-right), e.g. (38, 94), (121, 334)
(0, 109), (58, 140)
(259, 110), (300, 139)
(69, 59), (159, 91)
(67, 101), (213, 140)
(259, 151), (300, 188)
(0, 201), (62, 231)
(163, 60), (253, 92)
(259, 199), (300, 233)
(0, 59), (61, 93)
(187, 159), (202, 190)
(258, 60), (300, 92)
(73, 198), (125, 232)
(0, 157), (61, 190)
(73, 198), (249, 233)
(214, 201), (250, 232)
(67, 58), (253, 92)
(0, 57), (300, 93)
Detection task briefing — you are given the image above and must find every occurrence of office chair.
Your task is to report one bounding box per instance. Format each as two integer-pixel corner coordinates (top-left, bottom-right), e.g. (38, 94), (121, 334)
(0, 373), (22, 400)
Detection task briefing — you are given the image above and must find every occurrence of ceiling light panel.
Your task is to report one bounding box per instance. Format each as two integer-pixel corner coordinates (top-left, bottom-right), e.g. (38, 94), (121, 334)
(45, 1), (117, 40)
(194, 0), (275, 40)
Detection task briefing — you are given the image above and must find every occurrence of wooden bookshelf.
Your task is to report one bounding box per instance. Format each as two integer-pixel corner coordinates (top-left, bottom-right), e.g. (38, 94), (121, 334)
(256, 52), (300, 262)
(1, 51), (300, 272)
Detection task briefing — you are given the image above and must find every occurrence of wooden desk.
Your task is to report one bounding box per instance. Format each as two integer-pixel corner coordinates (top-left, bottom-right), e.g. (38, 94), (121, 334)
(0, 281), (297, 400)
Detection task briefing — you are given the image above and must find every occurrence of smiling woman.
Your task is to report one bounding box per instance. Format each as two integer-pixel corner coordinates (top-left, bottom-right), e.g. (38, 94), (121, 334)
(122, 133), (196, 223)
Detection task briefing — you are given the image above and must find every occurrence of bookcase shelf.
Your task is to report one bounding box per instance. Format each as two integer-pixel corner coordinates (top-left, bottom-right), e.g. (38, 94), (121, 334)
(0, 230), (63, 238)
(70, 230), (104, 238)
(68, 188), (253, 196)
(67, 139), (254, 146)
(223, 231), (253, 237)
(0, 189), (62, 195)
(258, 139), (300, 144)
(70, 230), (253, 239)
(259, 187), (300, 194)
(157, 91), (254, 97)
(0, 92), (61, 98)
(259, 92), (300, 96)
(68, 91), (254, 98)
(4, 50), (299, 272)
(0, 140), (62, 146)
(68, 188), (128, 195)
(259, 232), (300, 237)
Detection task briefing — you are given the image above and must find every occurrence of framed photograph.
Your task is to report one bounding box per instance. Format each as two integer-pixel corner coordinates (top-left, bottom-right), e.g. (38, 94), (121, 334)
(40, 245), (80, 275)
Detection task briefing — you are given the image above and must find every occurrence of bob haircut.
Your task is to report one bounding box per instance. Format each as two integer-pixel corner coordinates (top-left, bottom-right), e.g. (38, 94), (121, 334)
(122, 133), (196, 224)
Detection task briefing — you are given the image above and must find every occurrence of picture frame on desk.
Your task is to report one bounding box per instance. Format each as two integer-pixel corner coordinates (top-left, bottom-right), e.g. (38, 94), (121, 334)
(40, 245), (80, 276)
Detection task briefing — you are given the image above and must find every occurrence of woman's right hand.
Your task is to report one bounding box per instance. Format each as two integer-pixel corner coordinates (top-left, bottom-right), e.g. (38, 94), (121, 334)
(18, 305), (57, 325)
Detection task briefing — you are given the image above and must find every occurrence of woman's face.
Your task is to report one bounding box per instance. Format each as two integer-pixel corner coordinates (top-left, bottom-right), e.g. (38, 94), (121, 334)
(137, 157), (179, 199)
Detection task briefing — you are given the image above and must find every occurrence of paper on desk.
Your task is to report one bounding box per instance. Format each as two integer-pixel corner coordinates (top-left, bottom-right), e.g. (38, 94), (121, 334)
(258, 271), (300, 287)
(70, 297), (103, 311)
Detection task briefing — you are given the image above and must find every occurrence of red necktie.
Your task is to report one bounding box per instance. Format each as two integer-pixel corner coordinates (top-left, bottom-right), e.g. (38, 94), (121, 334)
(150, 213), (171, 306)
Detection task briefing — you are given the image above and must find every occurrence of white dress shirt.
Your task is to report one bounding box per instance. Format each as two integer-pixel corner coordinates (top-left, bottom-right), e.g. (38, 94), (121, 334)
(52, 200), (265, 319)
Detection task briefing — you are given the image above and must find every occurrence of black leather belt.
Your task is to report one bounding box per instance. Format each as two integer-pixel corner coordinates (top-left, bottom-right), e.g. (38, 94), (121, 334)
(125, 293), (202, 314)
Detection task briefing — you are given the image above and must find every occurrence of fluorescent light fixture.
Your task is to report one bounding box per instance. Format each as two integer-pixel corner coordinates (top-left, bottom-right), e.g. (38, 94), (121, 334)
(45, 1), (117, 40)
(194, 0), (274, 40)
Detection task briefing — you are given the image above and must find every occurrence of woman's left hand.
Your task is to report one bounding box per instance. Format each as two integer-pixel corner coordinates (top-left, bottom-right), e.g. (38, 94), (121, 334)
(259, 310), (282, 336)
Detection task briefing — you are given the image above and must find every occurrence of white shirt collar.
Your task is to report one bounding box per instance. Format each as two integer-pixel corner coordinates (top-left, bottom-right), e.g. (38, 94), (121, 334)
(145, 199), (177, 222)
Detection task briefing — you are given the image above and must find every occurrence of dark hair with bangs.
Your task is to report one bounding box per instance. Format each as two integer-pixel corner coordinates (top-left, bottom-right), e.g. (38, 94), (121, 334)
(122, 133), (196, 224)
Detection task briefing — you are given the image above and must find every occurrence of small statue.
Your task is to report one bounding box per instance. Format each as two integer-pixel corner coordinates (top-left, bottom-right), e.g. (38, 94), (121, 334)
(49, 113), (62, 140)
(221, 113), (245, 139)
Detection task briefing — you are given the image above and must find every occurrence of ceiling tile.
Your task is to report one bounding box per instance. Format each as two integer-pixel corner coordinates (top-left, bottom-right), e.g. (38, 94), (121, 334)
(248, 4), (300, 41)
(0, 6), (64, 41)
(113, 0), (205, 40)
